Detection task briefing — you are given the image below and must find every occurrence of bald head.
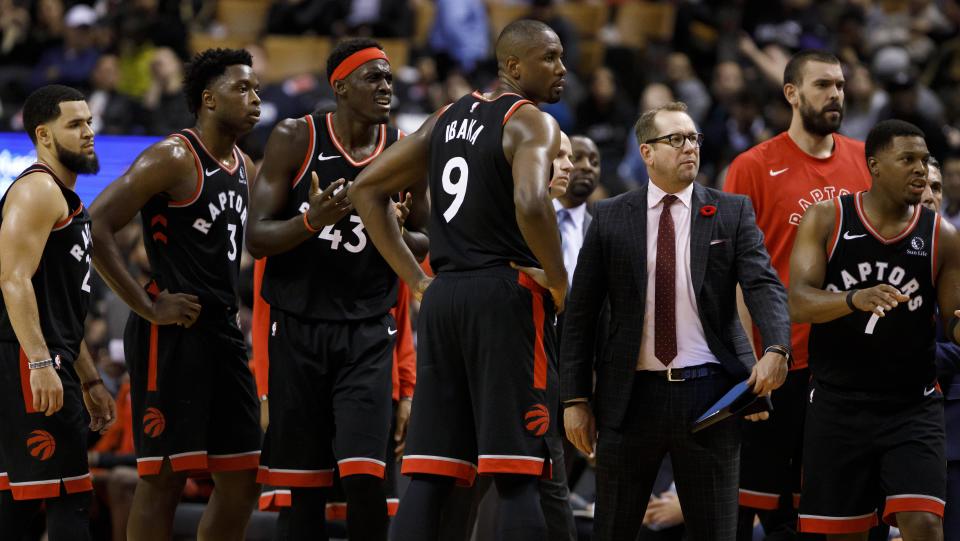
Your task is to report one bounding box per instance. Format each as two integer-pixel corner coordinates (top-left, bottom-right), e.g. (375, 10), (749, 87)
(495, 19), (557, 67)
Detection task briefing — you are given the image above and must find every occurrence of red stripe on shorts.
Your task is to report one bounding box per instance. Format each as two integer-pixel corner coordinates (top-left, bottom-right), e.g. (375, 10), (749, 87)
(63, 473), (93, 494)
(147, 323), (159, 392)
(882, 495), (945, 525)
(517, 272), (547, 390)
(207, 451), (261, 472)
(478, 456), (550, 478)
(401, 456), (477, 486)
(18, 348), (36, 413)
(10, 480), (60, 500)
(798, 512), (877, 533)
(738, 489), (780, 510)
(257, 466), (335, 488)
(338, 458), (386, 479)
(259, 489), (292, 512)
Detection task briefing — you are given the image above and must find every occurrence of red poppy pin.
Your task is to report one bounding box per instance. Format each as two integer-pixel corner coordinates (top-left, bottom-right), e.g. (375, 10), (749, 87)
(700, 205), (717, 217)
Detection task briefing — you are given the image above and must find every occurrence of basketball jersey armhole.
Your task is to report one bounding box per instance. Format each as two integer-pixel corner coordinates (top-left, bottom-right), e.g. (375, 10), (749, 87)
(291, 115), (317, 189)
(502, 100), (534, 126)
(52, 203), (84, 231)
(932, 213), (942, 284)
(167, 133), (204, 208)
(826, 197), (843, 262)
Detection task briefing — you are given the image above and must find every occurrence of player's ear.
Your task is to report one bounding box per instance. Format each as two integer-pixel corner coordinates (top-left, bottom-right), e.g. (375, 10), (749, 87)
(201, 88), (216, 112)
(34, 124), (51, 148)
(867, 156), (879, 177)
(783, 83), (798, 107)
(505, 55), (521, 80)
(332, 79), (348, 99)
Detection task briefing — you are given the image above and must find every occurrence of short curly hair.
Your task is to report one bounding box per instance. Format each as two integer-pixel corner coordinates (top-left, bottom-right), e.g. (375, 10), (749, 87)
(183, 48), (253, 114)
(326, 38), (383, 86)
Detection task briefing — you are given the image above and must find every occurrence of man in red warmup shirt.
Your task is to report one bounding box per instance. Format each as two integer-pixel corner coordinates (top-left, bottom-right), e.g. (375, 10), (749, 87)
(723, 50), (871, 540)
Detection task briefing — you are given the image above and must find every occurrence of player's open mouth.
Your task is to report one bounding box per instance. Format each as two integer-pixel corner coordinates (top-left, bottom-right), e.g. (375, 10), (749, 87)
(375, 97), (392, 106)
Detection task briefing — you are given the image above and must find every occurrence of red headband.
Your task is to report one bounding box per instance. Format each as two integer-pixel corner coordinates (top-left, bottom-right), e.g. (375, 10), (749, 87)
(329, 47), (390, 86)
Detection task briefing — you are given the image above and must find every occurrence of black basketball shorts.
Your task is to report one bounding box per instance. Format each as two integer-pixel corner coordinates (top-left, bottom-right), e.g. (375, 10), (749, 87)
(799, 379), (945, 533)
(739, 368), (808, 511)
(257, 311), (395, 488)
(401, 267), (558, 486)
(0, 343), (91, 500)
(124, 311), (262, 477)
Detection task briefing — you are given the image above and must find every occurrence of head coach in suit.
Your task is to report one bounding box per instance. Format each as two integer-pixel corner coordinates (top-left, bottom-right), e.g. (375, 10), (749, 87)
(559, 101), (792, 541)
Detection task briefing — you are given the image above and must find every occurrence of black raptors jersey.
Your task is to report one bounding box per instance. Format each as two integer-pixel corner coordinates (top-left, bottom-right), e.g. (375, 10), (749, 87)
(0, 164), (91, 364)
(427, 92), (540, 273)
(140, 129), (248, 311)
(261, 112), (400, 320)
(808, 192), (938, 392)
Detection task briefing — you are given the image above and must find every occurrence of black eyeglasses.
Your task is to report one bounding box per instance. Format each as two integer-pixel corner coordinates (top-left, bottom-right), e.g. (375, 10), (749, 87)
(645, 132), (704, 149)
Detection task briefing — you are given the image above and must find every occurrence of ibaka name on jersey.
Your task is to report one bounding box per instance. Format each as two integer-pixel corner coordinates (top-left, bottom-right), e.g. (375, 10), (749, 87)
(788, 186), (854, 226)
(70, 222), (92, 293)
(192, 189), (247, 234)
(824, 261), (925, 312)
(444, 118), (485, 146)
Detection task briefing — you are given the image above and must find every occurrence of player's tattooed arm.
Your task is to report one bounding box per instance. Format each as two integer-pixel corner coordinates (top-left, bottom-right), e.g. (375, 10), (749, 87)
(351, 110), (440, 298)
(90, 138), (202, 326)
(503, 105), (567, 312)
(789, 200), (907, 323)
(246, 118), (349, 257)
(0, 173), (68, 415)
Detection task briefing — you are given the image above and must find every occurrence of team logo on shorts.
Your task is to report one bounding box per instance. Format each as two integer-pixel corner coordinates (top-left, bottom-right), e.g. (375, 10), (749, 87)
(524, 404), (550, 437)
(143, 407), (166, 438)
(26, 430), (56, 461)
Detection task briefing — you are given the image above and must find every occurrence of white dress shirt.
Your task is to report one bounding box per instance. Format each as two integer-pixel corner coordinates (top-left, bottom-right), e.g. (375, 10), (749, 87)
(637, 181), (719, 371)
(553, 199), (587, 288)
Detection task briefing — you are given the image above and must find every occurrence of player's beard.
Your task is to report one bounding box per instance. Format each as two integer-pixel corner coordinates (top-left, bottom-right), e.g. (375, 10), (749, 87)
(55, 139), (100, 175)
(799, 93), (843, 137)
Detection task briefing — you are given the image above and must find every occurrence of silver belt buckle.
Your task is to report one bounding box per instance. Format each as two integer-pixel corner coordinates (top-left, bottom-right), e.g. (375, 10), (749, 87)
(667, 368), (685, 382)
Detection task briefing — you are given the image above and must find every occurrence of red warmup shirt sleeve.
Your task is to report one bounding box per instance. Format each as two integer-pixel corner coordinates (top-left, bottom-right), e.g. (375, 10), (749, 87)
(251, 258), (270, 399)
(395, 281), (416, 399)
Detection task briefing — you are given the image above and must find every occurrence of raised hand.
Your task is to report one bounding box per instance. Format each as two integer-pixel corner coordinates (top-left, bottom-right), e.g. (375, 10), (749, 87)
(306, 173), (352, 229)
(395, 192), (413, 228)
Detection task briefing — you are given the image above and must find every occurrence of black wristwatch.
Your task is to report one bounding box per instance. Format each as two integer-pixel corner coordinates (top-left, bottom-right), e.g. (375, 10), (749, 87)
(763, 344), (792, 368)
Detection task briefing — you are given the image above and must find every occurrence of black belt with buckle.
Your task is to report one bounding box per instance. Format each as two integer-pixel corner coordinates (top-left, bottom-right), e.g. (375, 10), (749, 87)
(652, 364), (724, 382)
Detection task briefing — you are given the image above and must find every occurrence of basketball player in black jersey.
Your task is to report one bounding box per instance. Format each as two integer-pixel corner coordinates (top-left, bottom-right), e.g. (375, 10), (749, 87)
(0, 85), (116, 540)
(246, 38), (427, 540)
(789, 119), (960, 539)
(351, 20), (567, 541)
(90, 49), (261, 541)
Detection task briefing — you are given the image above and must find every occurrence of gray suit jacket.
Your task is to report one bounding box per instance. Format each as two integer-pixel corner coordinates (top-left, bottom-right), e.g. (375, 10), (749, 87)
(559, 182), (790, 430)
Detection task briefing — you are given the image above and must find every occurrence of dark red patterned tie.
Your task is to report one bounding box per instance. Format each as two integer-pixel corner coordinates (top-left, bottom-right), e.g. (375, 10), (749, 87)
(654, 194), (678, 366)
